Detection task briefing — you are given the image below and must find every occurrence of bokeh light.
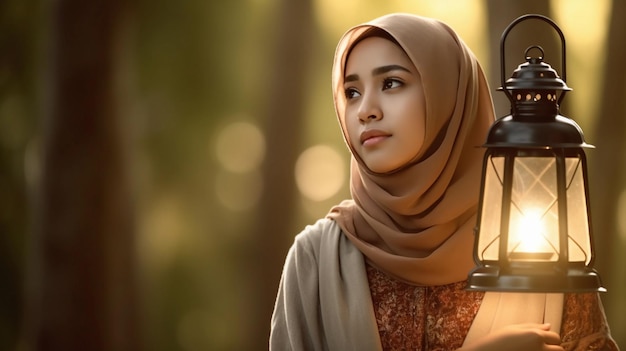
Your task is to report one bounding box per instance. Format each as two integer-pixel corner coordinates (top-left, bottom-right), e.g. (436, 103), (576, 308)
(214, 121), (265, 212)
(215, 121), (265, 173)
(139, 193), (186, 271)
(295, 144), (345, 202)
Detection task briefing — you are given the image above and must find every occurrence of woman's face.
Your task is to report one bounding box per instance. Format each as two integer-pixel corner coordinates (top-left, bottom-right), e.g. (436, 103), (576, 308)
(343, 36), (426, 174)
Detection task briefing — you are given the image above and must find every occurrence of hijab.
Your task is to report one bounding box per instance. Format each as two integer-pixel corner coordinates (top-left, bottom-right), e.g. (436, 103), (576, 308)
(327, 13), (495, 286)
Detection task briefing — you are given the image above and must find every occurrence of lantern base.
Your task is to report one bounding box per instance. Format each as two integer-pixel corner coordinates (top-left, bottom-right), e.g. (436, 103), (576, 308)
(467, 264), (606, 293)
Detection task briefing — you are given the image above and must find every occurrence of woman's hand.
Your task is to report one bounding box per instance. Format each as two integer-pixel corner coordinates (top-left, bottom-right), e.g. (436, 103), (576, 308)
(462, 323), (564, 351)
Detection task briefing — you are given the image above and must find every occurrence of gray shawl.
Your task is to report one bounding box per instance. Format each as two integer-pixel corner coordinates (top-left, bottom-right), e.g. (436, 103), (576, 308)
(270, 219), (563, 350)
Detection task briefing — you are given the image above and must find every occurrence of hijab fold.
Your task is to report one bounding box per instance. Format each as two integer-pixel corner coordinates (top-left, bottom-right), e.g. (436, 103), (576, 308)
(327, 13), (495, 286)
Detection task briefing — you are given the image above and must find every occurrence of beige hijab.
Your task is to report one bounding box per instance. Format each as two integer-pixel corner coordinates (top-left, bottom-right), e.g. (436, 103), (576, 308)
(327, 13), (495, 286)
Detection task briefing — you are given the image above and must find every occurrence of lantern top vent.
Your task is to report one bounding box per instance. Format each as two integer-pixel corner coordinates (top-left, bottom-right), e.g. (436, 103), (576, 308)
(501, 45), (571, 93)
(485, 14), (592, 149)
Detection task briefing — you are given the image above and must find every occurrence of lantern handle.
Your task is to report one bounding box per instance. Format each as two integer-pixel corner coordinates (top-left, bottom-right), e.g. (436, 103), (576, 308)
(525, 45), (544, 61)
(500, 14), (567, 105)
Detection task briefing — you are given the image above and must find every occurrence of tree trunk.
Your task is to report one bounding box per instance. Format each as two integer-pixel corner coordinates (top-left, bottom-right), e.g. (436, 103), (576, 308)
(24, 0), (140, 350)
(246, 0), (314, 348)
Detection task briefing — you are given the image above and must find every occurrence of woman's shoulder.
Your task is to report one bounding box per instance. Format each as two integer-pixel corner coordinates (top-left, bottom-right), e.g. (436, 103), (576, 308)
(280, 218), (342, 278)
(287, 218), (345, 262)
(288, 218), (339, 255)
(295, 217), (341, 242)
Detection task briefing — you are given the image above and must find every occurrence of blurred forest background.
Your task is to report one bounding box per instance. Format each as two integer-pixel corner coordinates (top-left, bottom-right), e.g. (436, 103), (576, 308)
(0, 0), (624, 350)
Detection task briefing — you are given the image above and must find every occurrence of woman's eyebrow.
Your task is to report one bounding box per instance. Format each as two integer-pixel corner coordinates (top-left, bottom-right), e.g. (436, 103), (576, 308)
(344, 64), (411, 83)
(372, 64), (411, 76)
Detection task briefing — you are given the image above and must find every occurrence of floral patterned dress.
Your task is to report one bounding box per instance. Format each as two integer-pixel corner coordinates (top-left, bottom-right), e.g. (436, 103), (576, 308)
(366, 264), (619, 351)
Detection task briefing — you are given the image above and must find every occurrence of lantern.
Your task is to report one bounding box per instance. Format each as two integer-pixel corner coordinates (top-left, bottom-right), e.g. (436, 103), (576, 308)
(467, 14), (605, 292)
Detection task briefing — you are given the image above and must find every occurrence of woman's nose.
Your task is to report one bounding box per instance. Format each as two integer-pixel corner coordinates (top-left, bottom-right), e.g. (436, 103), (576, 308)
(357, 93), (383, 122)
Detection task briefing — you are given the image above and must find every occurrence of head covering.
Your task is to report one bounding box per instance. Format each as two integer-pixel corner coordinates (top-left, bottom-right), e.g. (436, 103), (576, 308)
(327, 13), (495, 286)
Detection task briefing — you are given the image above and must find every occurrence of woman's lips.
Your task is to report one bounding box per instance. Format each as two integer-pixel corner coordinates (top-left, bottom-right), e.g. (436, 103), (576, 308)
(360, 129), (391, 146)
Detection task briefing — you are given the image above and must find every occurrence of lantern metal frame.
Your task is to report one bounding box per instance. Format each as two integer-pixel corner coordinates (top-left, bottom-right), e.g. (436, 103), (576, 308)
(466, 14), (605, 293)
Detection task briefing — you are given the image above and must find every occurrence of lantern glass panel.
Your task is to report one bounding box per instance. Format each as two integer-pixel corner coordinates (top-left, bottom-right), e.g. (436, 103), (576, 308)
(477, 155), (504, 261)
(565, 155), (592, 264)
(508, 157), (560, 262)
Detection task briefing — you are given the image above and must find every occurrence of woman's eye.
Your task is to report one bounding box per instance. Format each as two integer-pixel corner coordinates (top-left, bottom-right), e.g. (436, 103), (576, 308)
(344, 88), (361, 99)
(382, 78), (403, 90)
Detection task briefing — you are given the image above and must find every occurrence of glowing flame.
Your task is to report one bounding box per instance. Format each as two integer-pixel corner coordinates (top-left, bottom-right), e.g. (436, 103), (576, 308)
(515, 210), (546, 253)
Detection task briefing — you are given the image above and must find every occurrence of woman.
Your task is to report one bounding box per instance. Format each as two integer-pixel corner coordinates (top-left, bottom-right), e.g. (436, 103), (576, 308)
(270, 13), (618, 350)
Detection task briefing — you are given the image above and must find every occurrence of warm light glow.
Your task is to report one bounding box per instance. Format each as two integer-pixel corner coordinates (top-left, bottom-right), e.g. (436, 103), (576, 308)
(314, 0), (394, 38)
(512, 209), (548, 254)
(313, 0), (488, 62)
(552, 0), (611, 136)
(552, 0), (610, 46)
(295, 145), (345, 202)
(509, 206), (558, 261)
(215, 121), (265, 173)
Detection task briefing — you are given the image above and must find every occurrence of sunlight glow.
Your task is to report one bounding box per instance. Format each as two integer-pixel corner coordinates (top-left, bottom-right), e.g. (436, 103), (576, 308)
(215, 121), (265, 173)
(313, 0), (488, 63)
(552, 0), (610, 46)
(295, 145), (345, 202)
(552, 0), (611, 135)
